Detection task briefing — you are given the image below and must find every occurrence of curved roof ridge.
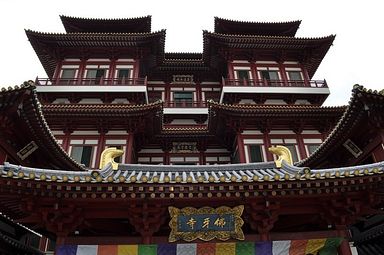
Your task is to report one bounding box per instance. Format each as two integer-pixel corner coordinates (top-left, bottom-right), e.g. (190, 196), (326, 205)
(297, 85), (384, 167)
(215, 16), (302, 26)
(25, 28), (165, 37)
(60, 14), (152, 22)
(208, 100), (346, 111)
(0, 82), (86, 171)
(205, 30), (336, 40)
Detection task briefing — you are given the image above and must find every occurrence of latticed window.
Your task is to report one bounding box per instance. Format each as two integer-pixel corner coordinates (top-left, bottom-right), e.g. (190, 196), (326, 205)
(71, 146), (93, 167)
(61, 69), (76, 79)
(260, 70), (279, 80)
(249, 145), (263, 162)
(236, 70), (249, 80)
(173, 92), (193, 107)
(287, 71), (302, 81)
(86, 69), (106, 84)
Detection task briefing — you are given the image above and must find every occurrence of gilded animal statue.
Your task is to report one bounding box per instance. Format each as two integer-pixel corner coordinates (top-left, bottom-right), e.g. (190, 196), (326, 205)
(99, 147), (124, 170)
(268, 145), (293, 168)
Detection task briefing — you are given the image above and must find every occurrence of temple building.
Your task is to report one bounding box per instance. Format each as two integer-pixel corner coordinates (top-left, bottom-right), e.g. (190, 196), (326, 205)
(0, 16), (383, 255)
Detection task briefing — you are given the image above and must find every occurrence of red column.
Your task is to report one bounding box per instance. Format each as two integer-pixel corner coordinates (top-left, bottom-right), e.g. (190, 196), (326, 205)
(61, 131), (71, 152)
(95, 132), (106, 168)
(250, 62), (258, 86)
(338, 239), (353, 255)
(133, 59), (140, 79)
(109, 59), (116, 81)
(301, 64), (311, 86)
(126, 133), (134, 164)
(163, 150), (170, 165)
(199, 150), (205, 165)
(227, 62), (234, 79)
(236, 133), (246, 163)
(78, 59), (87, 81)
(263, 132), (273, 161)
(53, 60), (63, 84)
(296, 133), (307, 160)
(279, 63), (288, 86)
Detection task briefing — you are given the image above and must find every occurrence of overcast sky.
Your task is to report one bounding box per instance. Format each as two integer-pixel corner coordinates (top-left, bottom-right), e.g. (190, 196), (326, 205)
(1, 0), (383, 106)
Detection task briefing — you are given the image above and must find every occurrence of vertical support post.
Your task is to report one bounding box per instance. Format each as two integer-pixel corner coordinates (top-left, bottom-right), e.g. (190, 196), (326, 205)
(142, 234), (152, 245)
(53, 60), (63, 84)
(236, 133), (246, 163)
(126, 133), (134, 164)
(95, 132), (106, 167)
(227, 61), (234, 79)
(61, 131), (71, 152)
(296, 133), (307, 160)
(78, 58), (87, 83)
(199, 150), (205, 165)
(338, 239), (353, 255)
(278, 62), (289, 87)
(263, 131), (273, 161)
(301, 64), (311, 87)
(164, 150), (170, 165)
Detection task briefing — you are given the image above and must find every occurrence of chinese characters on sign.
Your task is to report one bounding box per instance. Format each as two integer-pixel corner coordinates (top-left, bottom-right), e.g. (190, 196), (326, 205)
(172, 75), (194, 84)
(172, 142), (197, 153)
(168, 206), (244, 242)
(178, 214), (234, 232)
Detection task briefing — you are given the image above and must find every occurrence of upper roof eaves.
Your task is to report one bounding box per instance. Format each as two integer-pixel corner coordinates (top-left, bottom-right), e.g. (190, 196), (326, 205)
(214, 17), (301, 37)
(60, 15), (152, 33)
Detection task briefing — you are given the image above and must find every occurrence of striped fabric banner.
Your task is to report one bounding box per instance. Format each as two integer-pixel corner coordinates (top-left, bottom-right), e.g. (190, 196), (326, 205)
(56, 238), (343, 255)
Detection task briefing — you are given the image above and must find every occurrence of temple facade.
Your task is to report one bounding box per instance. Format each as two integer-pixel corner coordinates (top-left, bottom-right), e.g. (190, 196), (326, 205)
(0, 16), (383, 255)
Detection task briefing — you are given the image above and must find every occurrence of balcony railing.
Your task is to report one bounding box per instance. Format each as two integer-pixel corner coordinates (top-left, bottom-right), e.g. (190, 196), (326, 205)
(35, 77), (147, 86)
(165, 100), (207, 108)
(223, 78), (328, 88)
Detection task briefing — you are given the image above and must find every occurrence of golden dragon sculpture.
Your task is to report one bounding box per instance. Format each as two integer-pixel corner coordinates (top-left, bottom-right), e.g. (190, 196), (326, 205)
(268, 145), (293, 168)
(99, 147), (124, 170)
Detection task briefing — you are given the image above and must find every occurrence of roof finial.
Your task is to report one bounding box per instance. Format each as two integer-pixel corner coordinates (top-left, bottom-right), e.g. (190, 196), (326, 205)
(268, 145), (293, 168)
(99, 147), (124, 170)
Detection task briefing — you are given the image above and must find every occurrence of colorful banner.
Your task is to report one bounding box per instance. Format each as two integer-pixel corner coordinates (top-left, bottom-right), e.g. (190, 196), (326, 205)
(56, 238), (342, 255)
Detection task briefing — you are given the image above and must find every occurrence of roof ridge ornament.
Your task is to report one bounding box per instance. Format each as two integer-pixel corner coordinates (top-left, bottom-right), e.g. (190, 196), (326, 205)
(99, 147), (124, 170)
(268, 145), (293, 168)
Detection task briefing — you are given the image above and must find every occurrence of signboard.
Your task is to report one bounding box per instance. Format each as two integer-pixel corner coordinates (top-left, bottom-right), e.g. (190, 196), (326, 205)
(172, 75), (194, 84)
(17, 141), (38, 160)
(172, 142), (197, 153)
(168, 205), (244, 242)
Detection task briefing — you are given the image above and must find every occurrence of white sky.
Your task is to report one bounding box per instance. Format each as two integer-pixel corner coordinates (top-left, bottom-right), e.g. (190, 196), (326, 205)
(1, 0), (383, 106)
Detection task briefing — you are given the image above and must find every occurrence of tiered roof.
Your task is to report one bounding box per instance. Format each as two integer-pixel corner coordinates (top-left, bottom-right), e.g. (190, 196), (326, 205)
(203, 31), (335, 78)
(26, 16), (334, 80)
(214, 17), (301, 36)
(26, 29), (166, 78)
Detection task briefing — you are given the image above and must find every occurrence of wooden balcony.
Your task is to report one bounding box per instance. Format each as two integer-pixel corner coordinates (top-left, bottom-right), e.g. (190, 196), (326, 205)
(223, 78), (328, 88)
(221, 78), (330, 105)
(34, 77), (148, 104)
(164, 100), (207, 108)
(163, 100), (208, 115)
(36, 77), (147, 86)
